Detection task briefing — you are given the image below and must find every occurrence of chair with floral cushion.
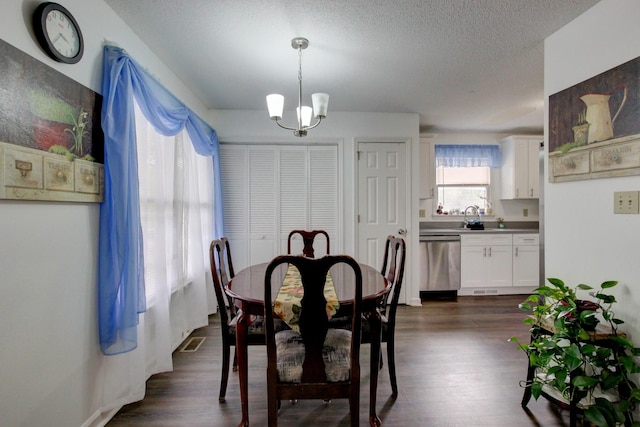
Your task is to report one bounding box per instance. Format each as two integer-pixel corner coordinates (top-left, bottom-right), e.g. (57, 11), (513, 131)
(263, 255), (362, 426)
(287, 229), (330, 258)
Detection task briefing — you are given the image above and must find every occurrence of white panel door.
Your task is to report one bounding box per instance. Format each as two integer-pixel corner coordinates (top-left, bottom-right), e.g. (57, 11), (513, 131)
(357, 142), (407, 270)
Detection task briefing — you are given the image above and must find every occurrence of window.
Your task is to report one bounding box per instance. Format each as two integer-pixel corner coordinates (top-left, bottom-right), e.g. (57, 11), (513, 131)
(436, 165), (490, 215)
(134, 102), (214, 305)
(434, 144), (501, 215)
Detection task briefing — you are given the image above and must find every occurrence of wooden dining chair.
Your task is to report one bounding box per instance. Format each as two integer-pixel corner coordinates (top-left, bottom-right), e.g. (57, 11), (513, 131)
(286, 229), (330, 258)
(209, 238), (268, 403)
(328, 235), (406, 397)
(375, 235), (406, 397)
(263, 255), (363, 426)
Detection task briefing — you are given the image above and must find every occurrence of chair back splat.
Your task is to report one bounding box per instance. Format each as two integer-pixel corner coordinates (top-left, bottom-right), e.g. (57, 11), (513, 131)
(286, 229), (330, 258)
(264, 255), (362, 426)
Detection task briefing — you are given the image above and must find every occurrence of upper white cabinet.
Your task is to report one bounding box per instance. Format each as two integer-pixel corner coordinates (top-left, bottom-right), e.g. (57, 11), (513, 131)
(500, 135), (542, 199)
(419, 135), (435, 199)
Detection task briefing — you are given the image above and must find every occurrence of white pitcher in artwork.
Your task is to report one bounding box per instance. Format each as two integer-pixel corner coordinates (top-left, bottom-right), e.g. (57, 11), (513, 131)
(580, 83), (627, 143)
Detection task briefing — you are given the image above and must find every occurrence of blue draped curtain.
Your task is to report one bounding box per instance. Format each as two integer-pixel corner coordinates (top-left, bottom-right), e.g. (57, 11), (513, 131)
(434, 144), (502, 167)
(99, 45), (224, 355)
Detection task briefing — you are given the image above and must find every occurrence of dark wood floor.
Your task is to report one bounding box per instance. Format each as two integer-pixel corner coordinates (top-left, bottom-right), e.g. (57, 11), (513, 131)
(107, 295), (578, 426)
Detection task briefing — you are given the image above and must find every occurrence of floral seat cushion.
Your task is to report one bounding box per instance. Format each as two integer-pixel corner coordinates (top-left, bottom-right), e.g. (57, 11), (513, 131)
(275, 328), (352, 383)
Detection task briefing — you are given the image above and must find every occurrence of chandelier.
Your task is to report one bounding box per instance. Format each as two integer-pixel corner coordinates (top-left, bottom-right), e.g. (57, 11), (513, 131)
(266, 37), (329, 137)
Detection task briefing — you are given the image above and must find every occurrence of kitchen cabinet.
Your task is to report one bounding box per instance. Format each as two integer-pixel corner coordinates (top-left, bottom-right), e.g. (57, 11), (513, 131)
(461, 234), (513, 288)
(512, 234), (540, 287)
(419, 135), (435, 199)
(500, 135), (542, 199)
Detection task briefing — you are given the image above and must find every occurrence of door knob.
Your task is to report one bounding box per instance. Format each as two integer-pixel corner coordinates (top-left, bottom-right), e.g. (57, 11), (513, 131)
(398, 228), (407, 235)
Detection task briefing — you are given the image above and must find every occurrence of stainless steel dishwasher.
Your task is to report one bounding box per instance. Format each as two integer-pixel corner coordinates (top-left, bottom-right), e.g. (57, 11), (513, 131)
(419, 234), (461, 292)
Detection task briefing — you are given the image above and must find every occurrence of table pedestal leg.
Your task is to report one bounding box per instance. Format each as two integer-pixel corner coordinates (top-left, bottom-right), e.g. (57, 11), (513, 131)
(368, 310), (383, 427)
(236, 310), (250, 427)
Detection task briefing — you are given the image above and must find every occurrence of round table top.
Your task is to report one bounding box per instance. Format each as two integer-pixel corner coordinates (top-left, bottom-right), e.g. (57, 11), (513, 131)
(226, 261), (389, 306)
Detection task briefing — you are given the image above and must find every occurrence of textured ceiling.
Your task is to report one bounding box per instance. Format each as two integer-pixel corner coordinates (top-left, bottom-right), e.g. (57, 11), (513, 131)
(103, 0), (600, 133)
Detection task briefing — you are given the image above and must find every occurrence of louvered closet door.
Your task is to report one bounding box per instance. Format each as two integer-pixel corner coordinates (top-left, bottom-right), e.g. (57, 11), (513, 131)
(219, 145), (250, 269)
(280, 146), (338, 256)
(220, 144), (338, 271)
(309, 146), (338, 252)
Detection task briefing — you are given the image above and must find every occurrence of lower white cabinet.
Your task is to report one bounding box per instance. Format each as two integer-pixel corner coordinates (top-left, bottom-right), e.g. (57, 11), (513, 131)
(461, 234), (513, 288)
(460, 232), (540, 294)
(512, 234), (540, 287)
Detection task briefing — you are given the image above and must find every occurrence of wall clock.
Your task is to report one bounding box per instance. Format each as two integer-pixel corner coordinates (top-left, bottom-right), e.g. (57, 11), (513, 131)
(32, 2), (84, 64)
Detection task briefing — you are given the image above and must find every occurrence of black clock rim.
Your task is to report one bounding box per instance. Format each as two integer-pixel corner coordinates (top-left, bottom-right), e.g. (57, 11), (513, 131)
(33, 2), (84, 64)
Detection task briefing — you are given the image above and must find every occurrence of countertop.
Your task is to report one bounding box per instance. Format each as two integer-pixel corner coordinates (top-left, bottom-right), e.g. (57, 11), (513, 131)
(419, 220), (539, 236)
(419, 228), (538, 236)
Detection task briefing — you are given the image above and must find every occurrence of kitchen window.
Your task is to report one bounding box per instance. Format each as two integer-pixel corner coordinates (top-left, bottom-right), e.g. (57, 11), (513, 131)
(434, 144), (501, 215)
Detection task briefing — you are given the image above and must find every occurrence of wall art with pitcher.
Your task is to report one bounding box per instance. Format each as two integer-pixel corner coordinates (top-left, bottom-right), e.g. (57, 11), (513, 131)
(549, 56), (640, 183)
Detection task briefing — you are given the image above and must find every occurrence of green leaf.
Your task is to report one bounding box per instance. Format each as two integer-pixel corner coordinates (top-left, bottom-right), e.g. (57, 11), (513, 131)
(577, 283), (594, 290)
(610, 336), (634, 348)
(531, 381), (543, 399)
(508, 337), (519, 343)
(584, 406), (610, 427)
(580, 343), (596, 355)
(596, 293), (616, 304)
(573, 375), (599, 388)
(601, 372), (622, 390)
(524, 294), (540, 303)
(620, 355), (640, 373)
(547, 278), (565, 287)
(518, 302), (532, 311)
(565, 354), (583, 372)
(601, 280), (618, 289)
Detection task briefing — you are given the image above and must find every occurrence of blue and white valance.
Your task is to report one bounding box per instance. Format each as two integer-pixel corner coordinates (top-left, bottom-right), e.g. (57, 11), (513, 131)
(435, 144), (502, 167)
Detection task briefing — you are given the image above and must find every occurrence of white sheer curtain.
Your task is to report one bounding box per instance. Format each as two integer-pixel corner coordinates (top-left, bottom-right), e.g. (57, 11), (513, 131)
(94, 102), (216, 423)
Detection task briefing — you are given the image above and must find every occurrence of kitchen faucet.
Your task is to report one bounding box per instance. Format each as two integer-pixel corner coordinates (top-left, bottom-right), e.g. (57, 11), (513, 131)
(463, 205), (480, 225)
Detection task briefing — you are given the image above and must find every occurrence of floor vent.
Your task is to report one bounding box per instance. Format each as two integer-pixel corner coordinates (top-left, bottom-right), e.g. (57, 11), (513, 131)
(486, 289), (498, 294)
(473, 290), (486, 295)
(179, 336), (206, 353)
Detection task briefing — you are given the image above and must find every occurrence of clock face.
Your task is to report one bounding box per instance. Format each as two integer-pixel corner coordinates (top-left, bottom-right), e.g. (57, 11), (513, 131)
(33, 2), (84, 64)
(44, 8), (80, 59)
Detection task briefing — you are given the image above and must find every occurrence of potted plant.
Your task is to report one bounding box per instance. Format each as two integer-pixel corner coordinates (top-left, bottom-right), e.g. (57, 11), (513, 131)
(510, 278), (640, 426)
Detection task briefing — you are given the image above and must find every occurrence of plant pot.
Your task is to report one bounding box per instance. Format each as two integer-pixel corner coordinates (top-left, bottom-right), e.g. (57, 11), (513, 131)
(561, 299), (600, 330)
(572, 123), (590, 144)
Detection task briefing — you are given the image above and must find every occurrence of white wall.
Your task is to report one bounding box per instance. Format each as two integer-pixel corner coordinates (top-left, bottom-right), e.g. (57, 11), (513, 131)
(545, 0), (640, 340)
(0, 1), (211, 426)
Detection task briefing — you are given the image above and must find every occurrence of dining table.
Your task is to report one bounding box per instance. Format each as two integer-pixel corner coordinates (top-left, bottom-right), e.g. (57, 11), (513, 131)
(225, 260), (390, 427)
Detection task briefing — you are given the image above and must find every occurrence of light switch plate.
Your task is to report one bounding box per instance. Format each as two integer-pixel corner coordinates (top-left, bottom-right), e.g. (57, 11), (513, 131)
(419, 209), (426, 218)
(614, 191), (640, 214)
